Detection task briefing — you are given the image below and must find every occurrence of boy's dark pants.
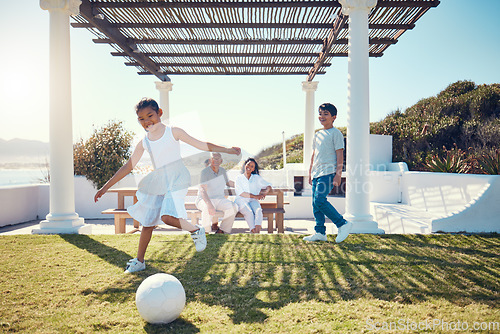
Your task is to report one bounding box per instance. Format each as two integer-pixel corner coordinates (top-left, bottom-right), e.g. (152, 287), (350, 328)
(312, 173), (346, 235)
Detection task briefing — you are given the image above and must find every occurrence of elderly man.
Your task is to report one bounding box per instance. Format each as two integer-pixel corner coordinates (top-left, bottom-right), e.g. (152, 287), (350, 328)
(195, 152), (238, 233)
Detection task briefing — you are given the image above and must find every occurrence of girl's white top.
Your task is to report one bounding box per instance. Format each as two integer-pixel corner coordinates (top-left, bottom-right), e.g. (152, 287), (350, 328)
(142, 125), (181, 169)
(128, 125), (191, 224)
(235, 173), (271, 203)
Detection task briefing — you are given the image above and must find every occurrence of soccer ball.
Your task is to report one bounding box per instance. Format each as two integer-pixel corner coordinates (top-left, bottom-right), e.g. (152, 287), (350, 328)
(135, 273), (186, 324)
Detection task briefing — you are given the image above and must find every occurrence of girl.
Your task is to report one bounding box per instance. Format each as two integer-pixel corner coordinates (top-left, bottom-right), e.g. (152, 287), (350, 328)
(234, 158), (272, 233)
(94, 98), (240, 273)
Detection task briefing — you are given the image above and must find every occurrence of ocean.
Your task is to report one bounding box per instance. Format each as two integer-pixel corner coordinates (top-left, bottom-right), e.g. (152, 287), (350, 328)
(0, 169), (48, 187)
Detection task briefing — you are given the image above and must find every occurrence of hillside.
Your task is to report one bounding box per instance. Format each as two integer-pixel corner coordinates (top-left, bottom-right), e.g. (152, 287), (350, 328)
(0, 138), (50, 167)
(255, 134), (304, 170)
(256, 80), (500, 172)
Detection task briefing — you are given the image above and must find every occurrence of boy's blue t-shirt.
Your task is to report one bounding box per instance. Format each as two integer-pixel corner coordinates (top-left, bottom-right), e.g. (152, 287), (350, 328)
(311, 127), (344, 179)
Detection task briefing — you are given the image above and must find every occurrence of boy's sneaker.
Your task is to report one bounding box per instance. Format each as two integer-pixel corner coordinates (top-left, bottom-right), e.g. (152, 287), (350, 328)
(335, 221), (353, 243)
(191, 225), (207, 252)
(124, 258), (145, 274)
(303, 233), (327, 242)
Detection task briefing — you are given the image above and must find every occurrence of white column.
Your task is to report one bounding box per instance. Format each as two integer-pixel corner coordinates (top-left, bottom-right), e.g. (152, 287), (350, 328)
(155, 81), (173, 123)
(339, 0), (383, 234)
(34, 0), (90, 234)
(302, 81), (319, 168)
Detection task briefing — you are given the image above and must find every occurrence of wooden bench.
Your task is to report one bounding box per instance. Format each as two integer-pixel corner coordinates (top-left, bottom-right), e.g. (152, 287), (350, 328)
(102, 207), (223, 234)
(102, 209), (138, 234)
(102, 202), (288, 234)
(187, 203), (287, 233)
(105, 187), (292, 234)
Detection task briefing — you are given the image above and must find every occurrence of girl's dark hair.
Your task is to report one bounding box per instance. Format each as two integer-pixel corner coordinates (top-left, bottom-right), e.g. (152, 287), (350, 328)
(241, 158), (260, 175)
(135, 98), (160, 113)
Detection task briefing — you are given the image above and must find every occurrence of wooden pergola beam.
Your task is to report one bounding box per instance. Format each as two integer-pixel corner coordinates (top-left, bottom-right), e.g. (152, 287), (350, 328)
(78, 0), (169, 81)
(73, 22), (416, 30)
(94, 38), (324, 45)
(125, 62), (331, 67)
(94, 37), (396, 45)
(112, 52), (319, 57)
(308, 12), (348, 81)
(111, 51), (383, 57)
(93, 0), (439, 9)
(138, 71), (326, 76)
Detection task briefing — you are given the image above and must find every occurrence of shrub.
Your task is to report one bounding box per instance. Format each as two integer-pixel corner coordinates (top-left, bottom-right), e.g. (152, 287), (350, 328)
(424, 146), (472, 173)
(469, 84), (500, 119)
(437, 80), (476, 99)
(74, 120), (134, 189)
(370, 81), (500, 172)
(477, 149), (500, 175)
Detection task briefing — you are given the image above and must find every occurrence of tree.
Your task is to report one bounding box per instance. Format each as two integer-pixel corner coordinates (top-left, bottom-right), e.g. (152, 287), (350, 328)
(74, 120), (134, 189)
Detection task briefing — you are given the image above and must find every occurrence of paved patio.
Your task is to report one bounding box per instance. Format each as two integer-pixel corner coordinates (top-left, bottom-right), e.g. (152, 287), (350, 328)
(0, 218), (326, 236)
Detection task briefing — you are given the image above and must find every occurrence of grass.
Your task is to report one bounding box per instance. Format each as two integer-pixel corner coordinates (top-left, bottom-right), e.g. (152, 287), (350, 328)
(0, 233), (499, 333)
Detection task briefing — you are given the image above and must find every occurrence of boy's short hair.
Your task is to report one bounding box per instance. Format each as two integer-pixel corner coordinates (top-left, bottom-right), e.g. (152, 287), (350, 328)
(318, 103), (337, 116)
(136, 98), (160, 113)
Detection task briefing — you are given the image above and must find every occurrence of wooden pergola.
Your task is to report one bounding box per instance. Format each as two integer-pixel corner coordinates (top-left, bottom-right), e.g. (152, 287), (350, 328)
(71, 0), (440, 82)
(35, 0), (440, 235)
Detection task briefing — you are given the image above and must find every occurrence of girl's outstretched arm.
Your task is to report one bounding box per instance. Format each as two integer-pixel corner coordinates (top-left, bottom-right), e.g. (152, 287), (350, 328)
(172, 127), (241, 155)
(94, 141), (144, 202)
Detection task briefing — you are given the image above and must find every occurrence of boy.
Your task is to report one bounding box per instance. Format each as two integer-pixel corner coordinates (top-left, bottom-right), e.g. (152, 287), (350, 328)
(303, 103), (352, 243)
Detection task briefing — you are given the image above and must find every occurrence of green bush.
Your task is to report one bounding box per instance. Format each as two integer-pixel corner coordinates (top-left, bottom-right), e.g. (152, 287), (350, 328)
(424, 146), (472, 173)
(469, 84), (500, 119)
(74, 120), (134, 189)
(477, 149), (500, 175)
(437, 80), (476, 99)
(370, 81), (500, 172)
(255, 134), (305, 170)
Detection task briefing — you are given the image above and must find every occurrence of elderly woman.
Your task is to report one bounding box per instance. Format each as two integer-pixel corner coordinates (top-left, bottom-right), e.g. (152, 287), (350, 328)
(234, 158), (272, 233)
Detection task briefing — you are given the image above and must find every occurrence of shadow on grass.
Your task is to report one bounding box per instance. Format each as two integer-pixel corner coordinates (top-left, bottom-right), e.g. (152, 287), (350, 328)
(176, 233), (500, 325)
(59, 233), (500, 328)
(59, 234), (132, 269)
(143, 318), (200, 334)
(59, 234), (211, 333)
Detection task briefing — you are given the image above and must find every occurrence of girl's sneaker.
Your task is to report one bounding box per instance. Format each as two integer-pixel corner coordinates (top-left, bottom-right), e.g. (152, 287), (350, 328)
(191, 225), (207, 252)
(124, 258), (146, 273)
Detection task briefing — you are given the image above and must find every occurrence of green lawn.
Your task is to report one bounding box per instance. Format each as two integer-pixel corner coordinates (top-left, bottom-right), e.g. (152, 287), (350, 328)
(0, 233), (498, 333)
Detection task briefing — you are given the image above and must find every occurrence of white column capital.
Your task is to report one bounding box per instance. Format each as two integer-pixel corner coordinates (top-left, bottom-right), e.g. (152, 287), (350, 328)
(155, 81), (173, 92)
(301, 81), (319, 92)
(40, 0), (81, 15)
(339, 0), (377, 14)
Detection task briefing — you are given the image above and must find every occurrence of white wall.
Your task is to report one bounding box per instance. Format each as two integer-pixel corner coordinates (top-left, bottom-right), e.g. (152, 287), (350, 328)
(369, 171), (402, 203)
(368, 134), (393, 171)
(432, 176), (500, 233)
(0, 184), (48, 227)
(402, 172), (496, 216)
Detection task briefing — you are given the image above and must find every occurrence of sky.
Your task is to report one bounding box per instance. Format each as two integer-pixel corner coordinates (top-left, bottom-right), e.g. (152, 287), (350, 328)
(0, 0), (499, 156)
